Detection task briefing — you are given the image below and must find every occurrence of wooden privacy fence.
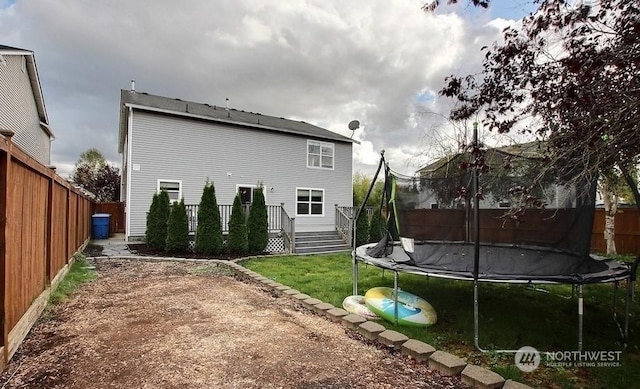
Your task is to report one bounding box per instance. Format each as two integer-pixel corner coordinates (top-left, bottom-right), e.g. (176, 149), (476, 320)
(592, 208), (640, 255)
(94, 201), (125, 234)
(0, 130), (94, 371)
(398, 208), (640, 255)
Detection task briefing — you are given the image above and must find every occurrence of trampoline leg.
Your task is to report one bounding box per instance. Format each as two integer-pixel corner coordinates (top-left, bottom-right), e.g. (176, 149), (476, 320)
(624, 279), (632, 347)
(613, 281), (619, 315)
(578, 285), (583, 352)
(394, 271), (399, 325)
(352, 253), (358, 296)
(473, 281), (484, 352)
(612, 280), (632, 347)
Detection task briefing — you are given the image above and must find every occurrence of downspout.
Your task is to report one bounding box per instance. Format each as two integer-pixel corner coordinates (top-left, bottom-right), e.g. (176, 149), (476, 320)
(40, 122), (54, 166)
(125, 106), (133, 243)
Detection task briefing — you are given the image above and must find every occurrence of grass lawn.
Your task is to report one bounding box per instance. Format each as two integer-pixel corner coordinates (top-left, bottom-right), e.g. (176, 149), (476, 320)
(242, 253), (640, 389)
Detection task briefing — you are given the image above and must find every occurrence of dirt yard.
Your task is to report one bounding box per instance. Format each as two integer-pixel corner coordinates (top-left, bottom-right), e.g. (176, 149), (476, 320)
(1, 259), (468, 389)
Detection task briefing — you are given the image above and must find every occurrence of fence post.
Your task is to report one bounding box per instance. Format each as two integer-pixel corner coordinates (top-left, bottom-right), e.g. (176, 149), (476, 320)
(0, 129), (14, 365)
(65, 186), (71, 261)
(45, 167), (55, 284)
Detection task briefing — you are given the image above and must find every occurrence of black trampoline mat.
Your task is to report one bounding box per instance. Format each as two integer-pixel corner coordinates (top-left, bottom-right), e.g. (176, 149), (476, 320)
(358, 242), (631, 284)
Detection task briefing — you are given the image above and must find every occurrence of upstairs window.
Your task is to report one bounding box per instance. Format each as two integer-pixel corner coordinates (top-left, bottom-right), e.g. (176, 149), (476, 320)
(307, 140), (334, 170)
(158, 180), (182, 202)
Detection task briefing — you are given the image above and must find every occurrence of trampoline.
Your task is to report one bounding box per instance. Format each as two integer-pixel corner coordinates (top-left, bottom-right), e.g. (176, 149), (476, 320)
(352, 136), (638, 352)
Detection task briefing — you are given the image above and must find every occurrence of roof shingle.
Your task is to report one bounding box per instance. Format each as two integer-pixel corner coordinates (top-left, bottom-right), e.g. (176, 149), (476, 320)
(119, 90), (356, 153)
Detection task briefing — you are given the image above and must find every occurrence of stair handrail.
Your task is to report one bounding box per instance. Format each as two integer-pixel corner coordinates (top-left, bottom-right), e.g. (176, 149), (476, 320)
(335, 204), (353, 245)
(280, 203), (295, 253)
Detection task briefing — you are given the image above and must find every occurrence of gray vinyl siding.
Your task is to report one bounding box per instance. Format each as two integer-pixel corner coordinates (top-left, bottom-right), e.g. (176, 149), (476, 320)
(127, 110), (352, 237)
(0, 55), (50, 164)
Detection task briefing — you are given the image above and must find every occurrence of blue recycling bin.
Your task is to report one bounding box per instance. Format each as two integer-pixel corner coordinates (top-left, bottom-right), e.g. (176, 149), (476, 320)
(92, 213), (111, 239)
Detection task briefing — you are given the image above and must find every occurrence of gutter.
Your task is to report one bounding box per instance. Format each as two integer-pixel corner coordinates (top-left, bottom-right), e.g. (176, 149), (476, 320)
(123, 103), (360, 145)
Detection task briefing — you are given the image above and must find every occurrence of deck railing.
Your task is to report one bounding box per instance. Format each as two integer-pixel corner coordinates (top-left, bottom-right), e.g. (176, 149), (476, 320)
(184, 204), (281, 234)
(280, 203), (295, 254)
(336, 206), (374, 219)
(335, 205), (353, 246)
(184, 202), (293, 253)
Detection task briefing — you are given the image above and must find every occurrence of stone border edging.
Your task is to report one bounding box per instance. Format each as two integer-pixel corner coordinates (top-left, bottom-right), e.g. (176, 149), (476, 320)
(87, 255), (531, 389)
(229, 260), (532, 389)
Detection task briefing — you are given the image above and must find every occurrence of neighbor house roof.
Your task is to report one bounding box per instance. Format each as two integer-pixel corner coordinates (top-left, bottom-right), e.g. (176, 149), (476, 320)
(118, 90), (357, 154)
(417, 141), (546, 175)
(0, 45), (54, 138)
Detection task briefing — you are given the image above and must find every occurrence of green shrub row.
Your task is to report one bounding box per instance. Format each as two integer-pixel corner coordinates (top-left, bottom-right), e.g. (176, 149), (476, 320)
(145, 183), (269, 255)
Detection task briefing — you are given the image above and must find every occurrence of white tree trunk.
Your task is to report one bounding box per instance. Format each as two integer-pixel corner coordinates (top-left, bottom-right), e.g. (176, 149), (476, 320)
(601, 180), (617, 255)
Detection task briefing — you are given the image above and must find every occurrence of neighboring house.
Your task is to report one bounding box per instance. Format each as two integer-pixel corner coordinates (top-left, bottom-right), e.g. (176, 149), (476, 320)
(415, 141), (574, 209)
(0, 45), (54, 165)
(119, 88), (356, 242)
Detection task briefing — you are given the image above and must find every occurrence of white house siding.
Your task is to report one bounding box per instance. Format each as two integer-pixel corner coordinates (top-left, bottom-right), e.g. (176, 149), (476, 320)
(126, 110), (352, 238)
(0, 54), (50, 165)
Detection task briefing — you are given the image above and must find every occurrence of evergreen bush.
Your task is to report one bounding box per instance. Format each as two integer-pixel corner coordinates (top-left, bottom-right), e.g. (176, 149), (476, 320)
(146, 192), (159, 246)
(227, 195), (248, 254)
(194, 182), (223, 254)
(146, 190), (170, 249)
(355, 206), (370, 246)
(166, 198), (189, 252)
(368, 207), (385, 243)
(247, 187), (269, 254)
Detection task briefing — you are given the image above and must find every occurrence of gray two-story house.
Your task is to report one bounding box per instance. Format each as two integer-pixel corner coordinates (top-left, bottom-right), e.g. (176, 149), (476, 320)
(0, 45), (54, 165)
(118, 89), (356, 249)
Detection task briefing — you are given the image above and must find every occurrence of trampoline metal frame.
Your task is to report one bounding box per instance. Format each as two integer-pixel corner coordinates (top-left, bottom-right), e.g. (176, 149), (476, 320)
(352, 252), (638, 353)
(351, 137), (639, 353)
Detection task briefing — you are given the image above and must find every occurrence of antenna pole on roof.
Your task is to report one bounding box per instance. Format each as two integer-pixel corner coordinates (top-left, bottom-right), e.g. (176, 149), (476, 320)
(226, 98), (230, 118)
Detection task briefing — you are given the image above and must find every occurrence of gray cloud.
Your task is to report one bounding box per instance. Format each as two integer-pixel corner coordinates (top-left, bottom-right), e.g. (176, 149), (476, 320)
(0, 0), (523, 177)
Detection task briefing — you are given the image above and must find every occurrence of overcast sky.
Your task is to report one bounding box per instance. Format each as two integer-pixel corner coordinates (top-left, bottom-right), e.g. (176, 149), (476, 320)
(0, 0), (539, 178)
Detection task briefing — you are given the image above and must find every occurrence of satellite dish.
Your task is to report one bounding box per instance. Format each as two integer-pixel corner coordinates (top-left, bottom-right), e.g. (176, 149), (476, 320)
(348, 120), (360, 131)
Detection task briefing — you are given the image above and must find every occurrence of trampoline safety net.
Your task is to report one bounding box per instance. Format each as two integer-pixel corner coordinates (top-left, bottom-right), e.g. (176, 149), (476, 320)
(364, 142), (626, 283)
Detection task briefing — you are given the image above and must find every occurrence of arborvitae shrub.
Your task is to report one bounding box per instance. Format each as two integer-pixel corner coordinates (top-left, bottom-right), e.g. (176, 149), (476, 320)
(195, 182), (223, 255)
(166, 198), (189, 252)
(247, 187), (269, 254)
(355, 206), (370, 246)
(146, 192), (159, 246)
(146, 190), (170, 249)
(227, 195), (248, 254)
(369, 207), (385, 243)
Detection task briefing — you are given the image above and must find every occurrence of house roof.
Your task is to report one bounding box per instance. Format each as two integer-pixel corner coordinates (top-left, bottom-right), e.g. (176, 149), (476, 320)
(417, 141), (546, 175)
(118, 90), (357, 154)
(0, 45), (53, 138)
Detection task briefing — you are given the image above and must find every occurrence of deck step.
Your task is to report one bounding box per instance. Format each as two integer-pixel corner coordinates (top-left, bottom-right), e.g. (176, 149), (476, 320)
(294, 231), (350, 254)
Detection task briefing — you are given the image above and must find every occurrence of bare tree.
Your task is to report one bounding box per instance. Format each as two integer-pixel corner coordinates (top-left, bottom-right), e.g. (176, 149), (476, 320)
(438, 0), (640, 204)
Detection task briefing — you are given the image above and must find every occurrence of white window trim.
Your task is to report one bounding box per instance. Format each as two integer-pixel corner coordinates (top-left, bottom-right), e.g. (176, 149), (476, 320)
(157, 179), (182, 203)
(306, 140), (335, 170)
(236, 184), (267, 204)
(295, 187), (325, 217)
